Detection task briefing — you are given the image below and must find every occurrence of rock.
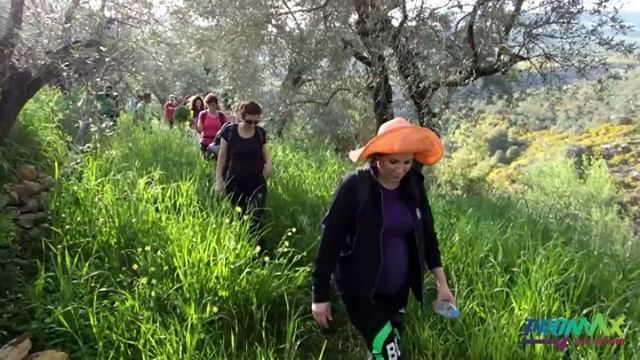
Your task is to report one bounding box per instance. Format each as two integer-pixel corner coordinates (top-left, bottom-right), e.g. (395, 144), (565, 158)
(38, 192), (50, 211)
(632, 171), (640, 181)
(565, 144), (592, 159)
(619, 143), (632, 154)
(20, 199), (40, 214)
(0, 334), (32, 360)
(26, 227), (43, 241)
(17, 164), (38, 182)
(619, 165), (635, 173)
(16, 212), (48, 229)
(23, 181), (42, 195)
(10, 182), (42, 203)
(612, 116), (634, 125)
(7, 191), (21, 206)
(25, 351), (69, 360)
(38, 223), (52, 237)
(600, 144), (616, 160)
(40, 176), (55, 190)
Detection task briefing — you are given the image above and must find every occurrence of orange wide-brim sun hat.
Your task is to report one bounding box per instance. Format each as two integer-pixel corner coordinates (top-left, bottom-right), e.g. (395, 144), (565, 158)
(348, 117), (444, 165)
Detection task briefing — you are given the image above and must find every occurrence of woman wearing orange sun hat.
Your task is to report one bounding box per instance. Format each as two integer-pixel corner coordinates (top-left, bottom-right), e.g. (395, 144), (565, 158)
(311, 117), (455, 359)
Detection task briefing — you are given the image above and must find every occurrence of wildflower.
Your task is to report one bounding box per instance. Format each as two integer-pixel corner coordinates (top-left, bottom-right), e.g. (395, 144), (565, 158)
(224, 218), (230, 224)
(291, 227), (297, 233)
(132, 264), (139, 270)
(144, 245), (151, 251)
(255, 245), (262, 253)
(212, 305), (219, 314)
(139, 277), (148, 285)
(264, 256), (270, 262)
(235, 206), (242, 213)
(283, 241), (289, 248)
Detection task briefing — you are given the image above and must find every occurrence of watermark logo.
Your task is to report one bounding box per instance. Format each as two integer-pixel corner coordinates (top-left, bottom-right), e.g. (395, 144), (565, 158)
(520, 313), (625, 352)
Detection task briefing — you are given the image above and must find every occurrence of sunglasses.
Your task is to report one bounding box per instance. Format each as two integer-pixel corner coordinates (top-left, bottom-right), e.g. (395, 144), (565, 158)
(244, 120), (260, 125)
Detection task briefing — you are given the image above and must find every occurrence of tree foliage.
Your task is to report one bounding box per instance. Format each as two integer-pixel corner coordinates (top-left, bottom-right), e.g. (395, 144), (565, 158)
(1, 0), (638, 143)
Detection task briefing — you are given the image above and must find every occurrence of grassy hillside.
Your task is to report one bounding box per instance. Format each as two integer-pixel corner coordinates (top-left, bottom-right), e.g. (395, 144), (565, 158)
(0, 92), (639, 359)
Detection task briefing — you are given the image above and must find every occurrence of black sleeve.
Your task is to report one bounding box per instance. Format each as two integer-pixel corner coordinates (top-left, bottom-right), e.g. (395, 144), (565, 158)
(421, 186), (442, 270)
(221, 124), (233, 142)
(260, 127), (267, 145)
(311, 173), (357, 303)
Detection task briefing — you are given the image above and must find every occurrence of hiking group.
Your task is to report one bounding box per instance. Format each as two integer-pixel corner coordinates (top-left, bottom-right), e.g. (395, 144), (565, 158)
(98, 87), (456, 359)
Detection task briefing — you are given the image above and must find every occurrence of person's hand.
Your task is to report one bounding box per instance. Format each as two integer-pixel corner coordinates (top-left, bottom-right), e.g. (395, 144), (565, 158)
(311, 302), (332, 328)
(215, 180), (224, 193)
(436, 285), (456, 306)
(263, 163), (273, 178)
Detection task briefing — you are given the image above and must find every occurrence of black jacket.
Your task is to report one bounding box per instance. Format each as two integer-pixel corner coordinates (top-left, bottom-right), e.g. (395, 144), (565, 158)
(311, 167), (443, 304)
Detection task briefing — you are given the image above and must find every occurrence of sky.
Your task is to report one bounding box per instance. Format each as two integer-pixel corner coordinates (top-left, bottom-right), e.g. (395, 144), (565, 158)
(610, 0), (640, 11)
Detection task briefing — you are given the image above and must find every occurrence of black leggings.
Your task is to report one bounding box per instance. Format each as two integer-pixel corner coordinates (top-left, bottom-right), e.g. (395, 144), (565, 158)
(342, 287), (410, 360)
(224, 175), (267, 245)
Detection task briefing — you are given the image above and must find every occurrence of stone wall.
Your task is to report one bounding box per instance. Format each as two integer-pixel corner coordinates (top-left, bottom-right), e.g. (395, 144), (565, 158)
(0, 164), (53, 241)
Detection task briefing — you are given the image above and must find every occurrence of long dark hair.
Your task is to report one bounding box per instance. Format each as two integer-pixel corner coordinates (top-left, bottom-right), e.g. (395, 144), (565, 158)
(191, 95), (205, 116)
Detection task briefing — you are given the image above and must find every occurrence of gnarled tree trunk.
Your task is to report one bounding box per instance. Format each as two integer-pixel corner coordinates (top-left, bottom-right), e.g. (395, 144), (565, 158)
(351, 0), (394, 128)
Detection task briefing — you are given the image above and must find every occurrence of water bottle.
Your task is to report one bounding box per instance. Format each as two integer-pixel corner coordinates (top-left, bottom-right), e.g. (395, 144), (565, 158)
(433, 300), (460, 319)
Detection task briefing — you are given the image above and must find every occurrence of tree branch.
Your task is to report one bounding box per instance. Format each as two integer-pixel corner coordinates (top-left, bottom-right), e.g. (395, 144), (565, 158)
(0, 0), (25, 67)
(503, 0), (525, 44)
(392, 0), (408, 42)
(466, 0), (484, 73)
(289, 87), (351, 107)
(273, 0), (331, 16)
(280, 0), (305, 34)
(342, 38), (372, 67)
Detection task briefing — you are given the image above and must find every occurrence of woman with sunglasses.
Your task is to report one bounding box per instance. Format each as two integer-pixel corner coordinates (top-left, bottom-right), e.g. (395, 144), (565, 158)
(215, 101), (273, 247)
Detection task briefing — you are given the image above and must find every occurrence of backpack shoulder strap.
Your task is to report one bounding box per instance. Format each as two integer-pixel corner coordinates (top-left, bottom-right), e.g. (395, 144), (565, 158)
(228, 124), (239, 144)
(198, 110), (207, 124)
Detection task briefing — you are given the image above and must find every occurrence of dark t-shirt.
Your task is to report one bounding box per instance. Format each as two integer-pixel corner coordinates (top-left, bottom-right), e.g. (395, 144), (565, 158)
(376, 184), (412, 295)
(221, 124), (267, 180)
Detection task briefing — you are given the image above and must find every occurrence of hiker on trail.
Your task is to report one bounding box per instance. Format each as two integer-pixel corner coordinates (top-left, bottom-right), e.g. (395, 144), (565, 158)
(134, 92), (153, 123)
(96, 85), (119, 124)
(190, 95), (206, 128)
(206, 101), (242, 159)
(196, 94), (228, 156)
(310, 117), (455, 359)
(215, 100), (273, 247)
(163, 95), (178, 128)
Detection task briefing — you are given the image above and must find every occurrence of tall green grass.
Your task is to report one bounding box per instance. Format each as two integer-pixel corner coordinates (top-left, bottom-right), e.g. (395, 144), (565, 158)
(1, 93), (638, 359)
